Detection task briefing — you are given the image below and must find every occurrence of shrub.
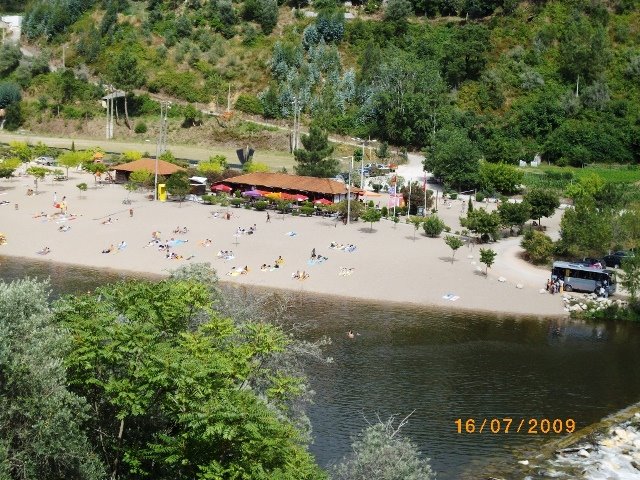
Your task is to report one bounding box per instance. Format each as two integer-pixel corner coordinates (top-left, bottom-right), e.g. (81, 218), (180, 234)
(381, 206), (388, 217)
(201, 195), (214, 204)
(475, 192), (485, 202)
(235, 94), (264, 115)
(300, 206), (314, 216)
(449, 193), (458, 200)
(521, 229), (554, 264)
(230, 198), (245, 207)
(134, 122), (148, 134)
(423, 215), (446, 237)
(254, 200), (268, 211)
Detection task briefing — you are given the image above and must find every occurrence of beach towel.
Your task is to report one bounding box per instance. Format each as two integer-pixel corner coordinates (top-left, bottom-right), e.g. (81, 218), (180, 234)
(442, 293), (460, 302)
(285, 231), (297, 237)
(168, 239), (188, 247)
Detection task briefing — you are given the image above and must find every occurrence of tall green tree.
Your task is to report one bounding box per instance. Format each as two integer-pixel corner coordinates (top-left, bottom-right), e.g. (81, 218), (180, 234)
(424, 128), (480, 191)
(294, 125), (338, 178)
(0, 279), (104, 480)
(523, 189), (559, 227)
(26, 166), (48, 194)
(166, 171), (191, 204)
(108, 49), (144, 129)
(55, 278), (324, 480)
(461, 208), (501, 242)
(444, 235), (464, 264)
(498, 201), (531, 234)
(361, 207), (382, 231)
(479, 247), (497, 277)
(57, 151), (87, 179)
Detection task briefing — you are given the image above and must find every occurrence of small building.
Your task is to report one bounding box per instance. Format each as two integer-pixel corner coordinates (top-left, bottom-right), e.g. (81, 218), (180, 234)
(218, 172), (363, 203)
(113, 158), (186, 183)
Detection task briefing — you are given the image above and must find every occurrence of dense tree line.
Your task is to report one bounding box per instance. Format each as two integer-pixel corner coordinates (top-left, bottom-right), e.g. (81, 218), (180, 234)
(8, 0), (640, 187)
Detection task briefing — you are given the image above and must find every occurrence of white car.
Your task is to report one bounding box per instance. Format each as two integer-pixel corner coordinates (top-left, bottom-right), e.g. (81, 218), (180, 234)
(34, 156), (56, 166)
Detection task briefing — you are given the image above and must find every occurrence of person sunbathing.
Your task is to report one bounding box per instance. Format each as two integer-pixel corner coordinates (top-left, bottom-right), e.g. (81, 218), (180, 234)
(241, 266), (249, 274)
(117, 241), (127, 251)
(101, 217), (112, 225)
(292, 271), (300, 279)
(33, 211), (46, 218)
(102, 244), (114, 254)
(58, 225), (71, 232)
(300, 271), (310, 280)
(275, 256), (284, 265)
(260, 264), (268, 271)
(37, 246), (51, 255)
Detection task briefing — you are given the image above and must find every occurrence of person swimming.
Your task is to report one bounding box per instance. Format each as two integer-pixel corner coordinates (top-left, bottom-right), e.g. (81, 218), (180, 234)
(347, 330), (355, 339)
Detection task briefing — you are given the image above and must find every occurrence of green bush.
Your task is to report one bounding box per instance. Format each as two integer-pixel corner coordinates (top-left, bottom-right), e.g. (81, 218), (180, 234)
(475, 192), (485, 202)
(521, 229), (554, 265)
(300, 206), (314, 216)
(254, 200), (268, 211)
(381, 206), (388, 217)
(423, 215), (446, 237)
(449, 193), (458, 200)
(201, 194), (214, 204)
(134, 121), (148, 134)
(230, 198), (245, 207)
(235, 94), (264, 115)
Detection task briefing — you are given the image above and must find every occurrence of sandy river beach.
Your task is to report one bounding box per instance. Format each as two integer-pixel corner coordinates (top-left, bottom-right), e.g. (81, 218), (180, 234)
(0, 170), (566, 317)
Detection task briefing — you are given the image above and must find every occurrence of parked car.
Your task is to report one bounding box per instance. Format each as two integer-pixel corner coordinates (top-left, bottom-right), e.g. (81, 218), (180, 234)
(603, 251), (635, 269)
(574, 258), (605, 269)
(34, 156), (56, 166)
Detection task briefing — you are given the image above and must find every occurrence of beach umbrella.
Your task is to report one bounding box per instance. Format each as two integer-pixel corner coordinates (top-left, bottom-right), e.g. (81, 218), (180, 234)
(265, 192), (282, 200)
(280, 193), (308, 201)
(314, 198), (333, 205)
(211, 184), (232, 192)
(242, 189), (263, 198)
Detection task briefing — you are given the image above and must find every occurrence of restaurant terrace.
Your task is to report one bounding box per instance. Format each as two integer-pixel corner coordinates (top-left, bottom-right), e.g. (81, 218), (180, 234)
(214, 172), (364, 203)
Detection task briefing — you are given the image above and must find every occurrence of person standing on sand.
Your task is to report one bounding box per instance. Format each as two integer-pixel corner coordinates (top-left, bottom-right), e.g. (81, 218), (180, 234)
(266, 212), (271, 223)
(53, 192), (57, 206)
(129, 208), (134, 218)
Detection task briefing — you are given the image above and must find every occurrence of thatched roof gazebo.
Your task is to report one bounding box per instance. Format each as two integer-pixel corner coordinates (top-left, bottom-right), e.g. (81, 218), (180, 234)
(113, 158), (186, 183)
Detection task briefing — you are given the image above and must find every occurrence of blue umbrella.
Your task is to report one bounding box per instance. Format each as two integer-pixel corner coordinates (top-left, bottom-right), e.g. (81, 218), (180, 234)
(242, 190), (263, 198)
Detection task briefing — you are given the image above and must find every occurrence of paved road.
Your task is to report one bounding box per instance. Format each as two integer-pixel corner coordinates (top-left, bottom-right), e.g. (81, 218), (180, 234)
(0, 131), (295, 169)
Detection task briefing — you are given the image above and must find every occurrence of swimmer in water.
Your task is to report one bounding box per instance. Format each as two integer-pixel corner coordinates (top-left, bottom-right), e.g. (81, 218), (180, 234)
(347, 330), (355, 339)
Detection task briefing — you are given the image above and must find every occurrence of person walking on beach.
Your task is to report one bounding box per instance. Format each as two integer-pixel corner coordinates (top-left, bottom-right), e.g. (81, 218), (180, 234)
(53, 192), (57, 206)
(129, 208), (134, 218)
(266, 212), (271, 223)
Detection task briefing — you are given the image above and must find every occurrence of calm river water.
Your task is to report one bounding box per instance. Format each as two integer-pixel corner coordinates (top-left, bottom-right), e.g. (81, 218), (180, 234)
(2, 256), (640, 479)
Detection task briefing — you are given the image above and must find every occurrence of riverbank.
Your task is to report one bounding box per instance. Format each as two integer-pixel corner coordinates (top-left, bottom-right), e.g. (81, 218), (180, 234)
(509, 401), (640, 479)
(0, 171), (566, 317)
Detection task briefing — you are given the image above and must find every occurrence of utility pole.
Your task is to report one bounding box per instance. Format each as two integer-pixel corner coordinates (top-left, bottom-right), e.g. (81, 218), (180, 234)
(154, 101), (170, 200)
(227, 84), (231, 112)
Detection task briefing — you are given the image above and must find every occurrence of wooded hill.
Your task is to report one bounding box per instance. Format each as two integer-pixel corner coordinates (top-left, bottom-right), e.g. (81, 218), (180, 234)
(3, 0), (640, 174)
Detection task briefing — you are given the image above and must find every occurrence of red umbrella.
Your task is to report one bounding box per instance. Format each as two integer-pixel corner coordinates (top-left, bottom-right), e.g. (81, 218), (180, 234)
(280, 193), (308, 201)
(211, 184), (232, 192)
(314, 198), (333, 205)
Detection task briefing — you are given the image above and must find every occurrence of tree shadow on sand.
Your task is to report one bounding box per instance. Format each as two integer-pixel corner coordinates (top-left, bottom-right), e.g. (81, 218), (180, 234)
(438, 256), (459, 263)
(358, 227), (378, 233)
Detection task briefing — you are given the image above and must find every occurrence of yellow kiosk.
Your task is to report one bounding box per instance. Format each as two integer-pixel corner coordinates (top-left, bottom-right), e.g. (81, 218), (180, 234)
(158, 184), (167, 202)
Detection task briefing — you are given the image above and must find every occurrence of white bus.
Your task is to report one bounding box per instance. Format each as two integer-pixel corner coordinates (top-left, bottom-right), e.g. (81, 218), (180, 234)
(551, 262), (617, 295)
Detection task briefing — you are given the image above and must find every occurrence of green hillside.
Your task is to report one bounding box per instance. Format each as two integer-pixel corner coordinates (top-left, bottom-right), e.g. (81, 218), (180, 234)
(1, 0), (640, 177)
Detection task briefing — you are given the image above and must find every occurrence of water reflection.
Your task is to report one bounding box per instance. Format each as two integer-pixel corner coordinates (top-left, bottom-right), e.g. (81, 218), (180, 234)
(2, 256), (640, 479)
